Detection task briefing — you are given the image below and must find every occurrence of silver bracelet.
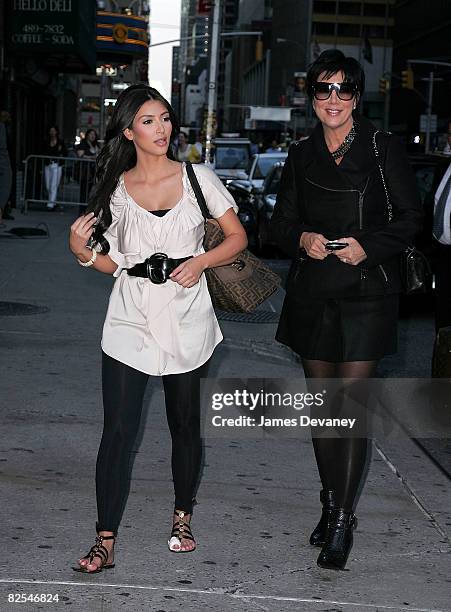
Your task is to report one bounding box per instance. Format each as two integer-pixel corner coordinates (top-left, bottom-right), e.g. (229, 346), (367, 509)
(77, 248), (97, 267)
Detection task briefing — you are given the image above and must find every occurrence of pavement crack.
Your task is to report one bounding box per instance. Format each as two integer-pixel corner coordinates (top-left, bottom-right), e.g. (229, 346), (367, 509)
(374, 440), (451, 545)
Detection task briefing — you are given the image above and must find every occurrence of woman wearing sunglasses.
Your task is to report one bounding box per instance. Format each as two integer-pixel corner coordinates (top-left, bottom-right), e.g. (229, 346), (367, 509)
(271, 50), (422, 570)
(69, 85), (246, 572)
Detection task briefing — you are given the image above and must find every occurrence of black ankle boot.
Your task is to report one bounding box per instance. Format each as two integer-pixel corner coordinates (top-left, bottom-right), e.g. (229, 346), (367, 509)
(317, 509), (357, 570)
(309, 489), (335, 547)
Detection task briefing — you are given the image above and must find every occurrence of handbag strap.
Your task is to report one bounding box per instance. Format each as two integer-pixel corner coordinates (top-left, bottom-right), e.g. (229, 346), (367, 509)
(185, 161), (212, 220)
(372, 130), (393, 222)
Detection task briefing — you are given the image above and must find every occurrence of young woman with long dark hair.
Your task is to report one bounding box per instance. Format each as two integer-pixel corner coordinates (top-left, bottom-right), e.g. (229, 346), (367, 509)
(69, 84), (247, 572)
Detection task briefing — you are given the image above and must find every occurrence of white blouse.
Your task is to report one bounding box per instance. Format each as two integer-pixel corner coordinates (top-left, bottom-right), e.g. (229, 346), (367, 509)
(101, 162), (238, 376)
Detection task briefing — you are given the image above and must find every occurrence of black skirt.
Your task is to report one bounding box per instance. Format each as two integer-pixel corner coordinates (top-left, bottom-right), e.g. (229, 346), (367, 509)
(276, 294), (399, 362)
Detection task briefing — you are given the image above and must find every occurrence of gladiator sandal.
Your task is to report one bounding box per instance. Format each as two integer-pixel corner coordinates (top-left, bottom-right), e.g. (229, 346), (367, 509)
(168, 509), (196, 553)
(73, 532), (116, 573)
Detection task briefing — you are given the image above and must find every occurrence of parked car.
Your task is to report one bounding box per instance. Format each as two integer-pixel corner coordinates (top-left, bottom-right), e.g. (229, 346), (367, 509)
(212, 137), (252, 183)
(253, 160), (285, 252)
(227, 152), (288, 197)
(227, 152), (287, 243)
(408, 154), (449, 256)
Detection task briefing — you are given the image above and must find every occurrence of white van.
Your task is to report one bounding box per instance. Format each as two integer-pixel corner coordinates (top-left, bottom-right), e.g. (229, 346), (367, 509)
(212, 136), (252, 183)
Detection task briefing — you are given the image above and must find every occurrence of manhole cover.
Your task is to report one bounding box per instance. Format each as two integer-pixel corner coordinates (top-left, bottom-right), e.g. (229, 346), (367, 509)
(0, 224), (49, 239)
(9, 227), (48, 238)
(0, 302), (50, 316)
(215, 310), (280, 323)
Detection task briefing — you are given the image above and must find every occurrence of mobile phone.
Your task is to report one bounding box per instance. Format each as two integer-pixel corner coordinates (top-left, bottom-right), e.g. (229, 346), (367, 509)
(325, 241), (349, 251)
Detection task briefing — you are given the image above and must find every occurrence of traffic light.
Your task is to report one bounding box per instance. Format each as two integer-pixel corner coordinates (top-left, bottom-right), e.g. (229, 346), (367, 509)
(379, 78), (389, 94)
(401, 68), (414, 89)
(255, 39), (263, 62)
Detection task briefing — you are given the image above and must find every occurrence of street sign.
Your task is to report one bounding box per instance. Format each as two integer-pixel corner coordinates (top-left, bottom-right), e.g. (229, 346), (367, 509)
(420, 114), (437, 132)
(6, 0), (96, 73)
(250, 106), (291, 121)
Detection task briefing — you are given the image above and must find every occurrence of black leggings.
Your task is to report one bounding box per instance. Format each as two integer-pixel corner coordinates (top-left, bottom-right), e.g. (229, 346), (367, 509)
(302, 359), (377, 513)
(96, 352), (209, 534)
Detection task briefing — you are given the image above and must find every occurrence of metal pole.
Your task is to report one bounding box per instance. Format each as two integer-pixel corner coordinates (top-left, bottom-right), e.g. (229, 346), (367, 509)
(264, 49), (271, 106)
(205, 0), (221, 165)
(383, 75), (390, 132)
(147, 1), (152, 85)
(99, 67), (107, 141)
(382, 0), (389, 131)
(425, 70), (434, 154)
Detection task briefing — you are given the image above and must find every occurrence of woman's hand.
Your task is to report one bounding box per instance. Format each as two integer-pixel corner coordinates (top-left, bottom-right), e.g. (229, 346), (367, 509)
(332, 237), (367, 266)
(70, 212), (97, 258)
(300, 232), (329, 260)
(170, 256), (207, 288)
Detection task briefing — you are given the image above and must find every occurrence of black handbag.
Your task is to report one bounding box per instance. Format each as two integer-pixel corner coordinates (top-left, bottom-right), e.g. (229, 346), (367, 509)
(373, 131), (431, 294)
(400, 245), (431, 294)
(432, 326), (451, 377)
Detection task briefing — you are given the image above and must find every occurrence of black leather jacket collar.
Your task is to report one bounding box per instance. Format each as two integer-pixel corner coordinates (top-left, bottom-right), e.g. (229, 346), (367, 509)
(303, 115), (380, 189)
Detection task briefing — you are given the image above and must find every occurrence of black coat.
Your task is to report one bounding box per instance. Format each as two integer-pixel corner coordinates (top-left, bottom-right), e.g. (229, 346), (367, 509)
(270, 116), (423, 298)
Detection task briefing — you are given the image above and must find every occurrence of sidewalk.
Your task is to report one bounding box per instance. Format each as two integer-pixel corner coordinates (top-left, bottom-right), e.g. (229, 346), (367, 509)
(0, 208), (449, 612)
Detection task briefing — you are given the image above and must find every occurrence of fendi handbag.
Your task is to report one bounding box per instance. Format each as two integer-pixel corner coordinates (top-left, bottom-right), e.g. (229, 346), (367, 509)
(185, 162), (281, 313)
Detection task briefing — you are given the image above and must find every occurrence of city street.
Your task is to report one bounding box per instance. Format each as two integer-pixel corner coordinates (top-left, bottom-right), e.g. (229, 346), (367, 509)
(0, 208), (449, 612)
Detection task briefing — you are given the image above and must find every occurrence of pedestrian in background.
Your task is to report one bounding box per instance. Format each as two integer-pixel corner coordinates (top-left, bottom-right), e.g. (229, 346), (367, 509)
(176, 130), (201, 163)
(271, 49), (422, 570)
(76, 128), (100, 213)
(0, 112), (12, 226)
(69, 84), (246, 572)
(441, 126), (451, 156)
(432, 160), (451, 331)
(76, 128), (100, 159)
(265, 138), (281, 153)
(42, 125), (67, 210)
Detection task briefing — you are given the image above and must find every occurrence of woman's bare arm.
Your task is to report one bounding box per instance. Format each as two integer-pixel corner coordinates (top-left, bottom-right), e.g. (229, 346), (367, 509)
(170, 208), (248, 288)
(69, 212), (118, 275)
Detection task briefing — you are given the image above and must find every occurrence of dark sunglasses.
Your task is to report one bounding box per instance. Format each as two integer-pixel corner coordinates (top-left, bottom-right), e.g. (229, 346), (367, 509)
(313, 82), (357, 101)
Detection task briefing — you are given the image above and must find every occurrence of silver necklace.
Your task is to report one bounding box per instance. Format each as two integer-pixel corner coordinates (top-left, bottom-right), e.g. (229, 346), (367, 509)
(331, 122), (358, 160)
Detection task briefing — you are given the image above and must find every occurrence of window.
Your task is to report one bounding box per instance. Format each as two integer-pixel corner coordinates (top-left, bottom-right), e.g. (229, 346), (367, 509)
(366, 24), (386, 37)
(253, 155), (287, 180)
(215, 146), (250, 170)
(313, 0), (337, 14)
(313, 22), (336, 35)
(265, 166), (284, 196)
(337, 23), (361, 37)
(338, 1), (361, 15)
(363, 3), (387, 17)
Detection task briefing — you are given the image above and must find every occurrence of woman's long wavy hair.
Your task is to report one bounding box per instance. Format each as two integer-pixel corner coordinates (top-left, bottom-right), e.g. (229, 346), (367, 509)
(87, 84), (180, 253)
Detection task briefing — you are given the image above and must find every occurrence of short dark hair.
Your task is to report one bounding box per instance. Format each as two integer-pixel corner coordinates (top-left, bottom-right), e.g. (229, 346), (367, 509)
(306, 49), (365, 100)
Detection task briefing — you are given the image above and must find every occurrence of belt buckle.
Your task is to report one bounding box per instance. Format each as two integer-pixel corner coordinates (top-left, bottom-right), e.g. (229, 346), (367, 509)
(146, 252), (169, 284)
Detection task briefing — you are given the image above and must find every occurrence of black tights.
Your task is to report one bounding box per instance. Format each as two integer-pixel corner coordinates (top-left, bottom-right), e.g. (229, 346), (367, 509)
(96, 352), (209, 534)
(302, 358), (377, 513)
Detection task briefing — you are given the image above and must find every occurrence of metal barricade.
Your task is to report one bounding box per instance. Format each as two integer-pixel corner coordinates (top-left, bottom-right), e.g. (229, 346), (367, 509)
(21, 154), (96, 213)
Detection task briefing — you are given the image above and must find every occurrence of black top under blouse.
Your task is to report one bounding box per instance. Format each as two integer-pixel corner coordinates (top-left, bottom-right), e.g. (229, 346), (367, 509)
(148, 209), (170, 216)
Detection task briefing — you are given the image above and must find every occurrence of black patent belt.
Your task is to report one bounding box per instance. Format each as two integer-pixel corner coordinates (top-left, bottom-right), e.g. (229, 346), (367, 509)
(127, 253), (192, 284)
